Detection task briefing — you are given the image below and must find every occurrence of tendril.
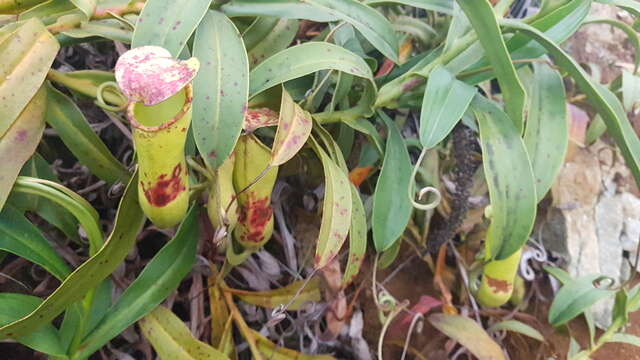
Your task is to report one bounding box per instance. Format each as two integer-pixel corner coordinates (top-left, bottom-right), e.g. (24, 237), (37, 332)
(95, 81), (127, 112)
(408, 147), (442, 210)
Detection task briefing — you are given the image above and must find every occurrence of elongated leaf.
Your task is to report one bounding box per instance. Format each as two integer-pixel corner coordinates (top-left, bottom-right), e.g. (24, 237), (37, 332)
(242, 16), (279, 52)
(0, 294), (65, 356)
(247, 18), (298, 68)
(472, 96), (536, 260)
(0, 174), (145, 339)
(70, 0), (95, 18)
(306, 0), (399, 63)
(251, 329), (335, 359)
(45, 82), (130, 184)
(342, 185), (367, 286)
(63, 19), (133, 43)
(457, 0), (526, 132)
(501, 19), (640, 190)
(0, 18), (58, 136)
(548, 274), (614, 326)
(310, 136), (352, 268)
(227, 278), (321, 310)
(372, 112), (412, 252)
(46, 69), (124, 106)
(75, 206), (199, 359)
(0, 0), (48, 14)
(488, 320), (544, 342)
(464, 0), (590, 85)
(220, 0), (338, 22)
(193, 10), (249, 169)
(585, 17), (639, 72)
(250, 42), (374, 98)
(597, 0), (640, 17)
(365, 0), (453, 14)
(131, 0), (212, 56)
(8, 154), (79, 241)
(419, 66), (476, 149)
(622, 71), (640, 111)
(271, 90), (312, 166)
(523, 62), (567, 203)
(0, 205), (70, 280)
(608, 333), (640, 346)
(0, 86), (46, 211)
(429, 314), (505, 360)
(140, 305), (229, 360)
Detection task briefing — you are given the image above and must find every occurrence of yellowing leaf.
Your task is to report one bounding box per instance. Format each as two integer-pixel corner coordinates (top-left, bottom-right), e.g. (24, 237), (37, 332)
(139, 305), (230, 360)
(310, 136), (352, 269)
(225, 278), (321, 310)
(0, 18), (59, 137)
(0, 87), (46, 210)
(429, 314), (505, 360)
(251, 329), (335, 360)
(271, 90), (312, 166)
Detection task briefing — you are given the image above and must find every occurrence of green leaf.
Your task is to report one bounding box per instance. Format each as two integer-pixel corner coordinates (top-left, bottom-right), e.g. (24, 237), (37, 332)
(0, 18), (58, 136)
(428, 314), (506, 360)
(523, 62), (568, 202)
(365, 0), (454, 14)
(608, 333), (640, 347)
(544, 266), (572, 285)
(597, 0), (640, 17)
(45, 82), (130, 184)
(131, 0), (212, 56)
(0, 293), (66, 357)
(310, 136), (352, 268)
(457, 0), (527, 132)
(75, 206), (199, 359)
(548, 274), (615, 326)
(501, 19), (640, 194)
(472, 96), (536, 260)
(622, 71), (640, 111)
(228, 278), (321, 310)
(139, 305), (229, 360)
(463, 0), (590, 85)
(241, 16), (279, 52)
(584, 17), (639, 73)
(271, 89), (313, 166)
(488, 320), (545, 342)
(69, 0), (95, 18)
(62, 19), (133, 43)
(419, 66), (476, 149)
(0, 0), (49, 14)
(193, 10), (249, 169)
(220, 0), (338, 22)
(0, 173), (145, 339)
(0, 86), (46, 211)
(342, 185), (367, 286)
(46, 69), (124, 107)
(372, 111), (412, 252)
(247, 18), (298, 68)
(8, 154), (79, 241)
(0, 204), (71, 280)
(249, 42), (374, 98)
(306, 0), (399, 63)
(17, 0), (77, 25)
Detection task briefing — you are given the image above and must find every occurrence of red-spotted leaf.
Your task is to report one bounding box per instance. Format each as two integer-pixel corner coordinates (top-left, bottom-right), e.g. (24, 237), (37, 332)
(114, 45), (199, 106)
(341, 185), (367, 286)
(310, 136), (352, 269)
(243, 107), (279, 133)
(271, 90), (312, 166)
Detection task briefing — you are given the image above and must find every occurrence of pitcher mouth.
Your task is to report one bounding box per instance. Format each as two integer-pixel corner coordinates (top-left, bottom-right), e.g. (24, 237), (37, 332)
(126, 84), (193, 133)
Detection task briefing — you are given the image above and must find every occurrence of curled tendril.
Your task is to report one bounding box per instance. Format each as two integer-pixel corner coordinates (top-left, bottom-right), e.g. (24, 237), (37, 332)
(408, 148), (442, 211)
(593, 276), (616, 290)
(401, 313), (424, 360)
(95, 81), (127, 112)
